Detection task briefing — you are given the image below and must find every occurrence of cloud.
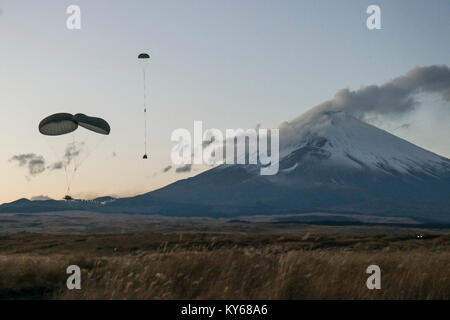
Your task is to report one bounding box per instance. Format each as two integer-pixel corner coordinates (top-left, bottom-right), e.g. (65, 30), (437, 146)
(9, 154), (46, 176)
(49, 142), (84, 171)
(30, 195), (53, 201)
(64, 142), (84, 165)
(9, 142), (83, 178)
(396, 123), (411, 130)
(162, 165), (172, 173)
(175, 164), (192, 173)
(47, 161), (64, 171)
(309, 65), (450, 120)
(202, 136), (216, 148)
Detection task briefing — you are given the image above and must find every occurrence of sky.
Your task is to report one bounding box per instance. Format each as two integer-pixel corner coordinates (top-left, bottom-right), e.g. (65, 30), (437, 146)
(0, 0), (449, 204)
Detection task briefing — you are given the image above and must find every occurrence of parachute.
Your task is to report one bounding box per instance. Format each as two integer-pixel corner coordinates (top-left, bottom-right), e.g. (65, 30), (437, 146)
(138, 53), (150, 59)
(73, 113), (111, 135)
(39, 113), (110, 198)
(39, 113), (78, 136)
(138, 53), (150, 159)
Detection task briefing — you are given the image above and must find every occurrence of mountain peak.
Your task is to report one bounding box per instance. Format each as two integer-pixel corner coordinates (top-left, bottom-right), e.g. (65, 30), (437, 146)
(278, 109), (448, 176)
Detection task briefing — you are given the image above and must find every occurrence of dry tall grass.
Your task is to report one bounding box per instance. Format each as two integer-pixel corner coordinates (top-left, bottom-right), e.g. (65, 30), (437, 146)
(0, 232), (448, 299)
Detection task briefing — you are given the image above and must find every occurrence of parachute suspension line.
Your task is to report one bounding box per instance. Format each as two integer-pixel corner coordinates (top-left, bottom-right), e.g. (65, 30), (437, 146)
(67, 132), (83, 196)
(67, 164), (77, 196)
(138, 53), (150, 159)
(44, 137), (71, 196)
(66, 134), (77, 196)
(72, 131), (84, 173)
(66, 132), (107, 195)
(143, 67), (148, 156)
(75, 136), (106, 172)
(64, 162), (70, 196)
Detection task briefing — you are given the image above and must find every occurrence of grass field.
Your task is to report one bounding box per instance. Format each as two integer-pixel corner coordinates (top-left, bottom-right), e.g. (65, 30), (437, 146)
(0, 227), (449, 300)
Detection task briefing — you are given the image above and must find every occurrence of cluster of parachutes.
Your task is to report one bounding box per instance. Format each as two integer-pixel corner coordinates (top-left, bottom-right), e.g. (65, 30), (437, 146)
(38, 53), (150, 199)
(39, 113), (111, 198)
(39, 113), (110, 136)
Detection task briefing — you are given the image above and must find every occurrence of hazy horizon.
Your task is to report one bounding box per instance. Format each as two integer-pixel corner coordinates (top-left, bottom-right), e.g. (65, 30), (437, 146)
(1, 0), (449, 204)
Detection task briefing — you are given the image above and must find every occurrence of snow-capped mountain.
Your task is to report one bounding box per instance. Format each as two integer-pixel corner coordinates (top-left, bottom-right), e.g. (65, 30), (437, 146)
(278, 109), (449, 177)
(105, 109), (450, 221)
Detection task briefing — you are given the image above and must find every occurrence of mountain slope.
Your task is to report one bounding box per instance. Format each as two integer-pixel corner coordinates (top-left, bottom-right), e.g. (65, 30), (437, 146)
(106, 110), (450, 221)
